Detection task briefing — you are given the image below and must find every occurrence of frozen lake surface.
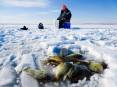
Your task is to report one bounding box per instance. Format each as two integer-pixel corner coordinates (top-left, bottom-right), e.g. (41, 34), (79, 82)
(0, 24), (117, 87)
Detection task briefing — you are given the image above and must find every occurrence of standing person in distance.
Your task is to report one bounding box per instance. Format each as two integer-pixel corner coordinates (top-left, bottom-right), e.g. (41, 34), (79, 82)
(57, 5), (72, 29)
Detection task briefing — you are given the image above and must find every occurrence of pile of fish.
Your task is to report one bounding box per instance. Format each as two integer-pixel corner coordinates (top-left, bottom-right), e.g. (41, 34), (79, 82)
(23, 47), (108, 84)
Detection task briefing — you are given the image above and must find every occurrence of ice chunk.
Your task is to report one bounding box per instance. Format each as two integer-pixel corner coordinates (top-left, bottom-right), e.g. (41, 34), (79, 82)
(20, 72), (39, 87)
(0, 65), (17, 87)
(15, 54), (39, 73)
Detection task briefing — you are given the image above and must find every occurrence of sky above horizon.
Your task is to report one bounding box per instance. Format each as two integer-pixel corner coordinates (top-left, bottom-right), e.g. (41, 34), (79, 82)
(0, 0), (117, 24)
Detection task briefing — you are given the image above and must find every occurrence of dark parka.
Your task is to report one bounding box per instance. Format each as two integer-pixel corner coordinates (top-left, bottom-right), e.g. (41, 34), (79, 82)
(38, 23), (44, 29)
(57, 9), (72, 28)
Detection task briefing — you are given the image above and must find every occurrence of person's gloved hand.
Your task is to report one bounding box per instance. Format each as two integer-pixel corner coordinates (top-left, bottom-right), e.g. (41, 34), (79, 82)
(61, 18), (66, 21)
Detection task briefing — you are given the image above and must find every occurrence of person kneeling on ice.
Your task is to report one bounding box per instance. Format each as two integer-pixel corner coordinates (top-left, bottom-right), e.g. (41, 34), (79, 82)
(57, 4), (72, 29)
(38, 23), (44, 29)
(20, 26), (28, 30)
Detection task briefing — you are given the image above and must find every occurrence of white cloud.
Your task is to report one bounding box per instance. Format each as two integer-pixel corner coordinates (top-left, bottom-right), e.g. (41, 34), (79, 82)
(38, 10), (59, 15)
(2, 0), (50, 8)
(0, 9), (60, 24)
(0, 15), (29, 23)
(0, 12), (55, 24)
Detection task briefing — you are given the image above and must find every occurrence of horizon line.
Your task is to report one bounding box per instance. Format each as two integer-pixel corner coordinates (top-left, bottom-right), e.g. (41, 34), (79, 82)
(0, 22), (117, 25)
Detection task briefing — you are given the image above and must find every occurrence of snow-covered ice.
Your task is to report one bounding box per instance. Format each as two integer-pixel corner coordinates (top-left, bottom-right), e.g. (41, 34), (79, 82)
(0, 24), (117, 87)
